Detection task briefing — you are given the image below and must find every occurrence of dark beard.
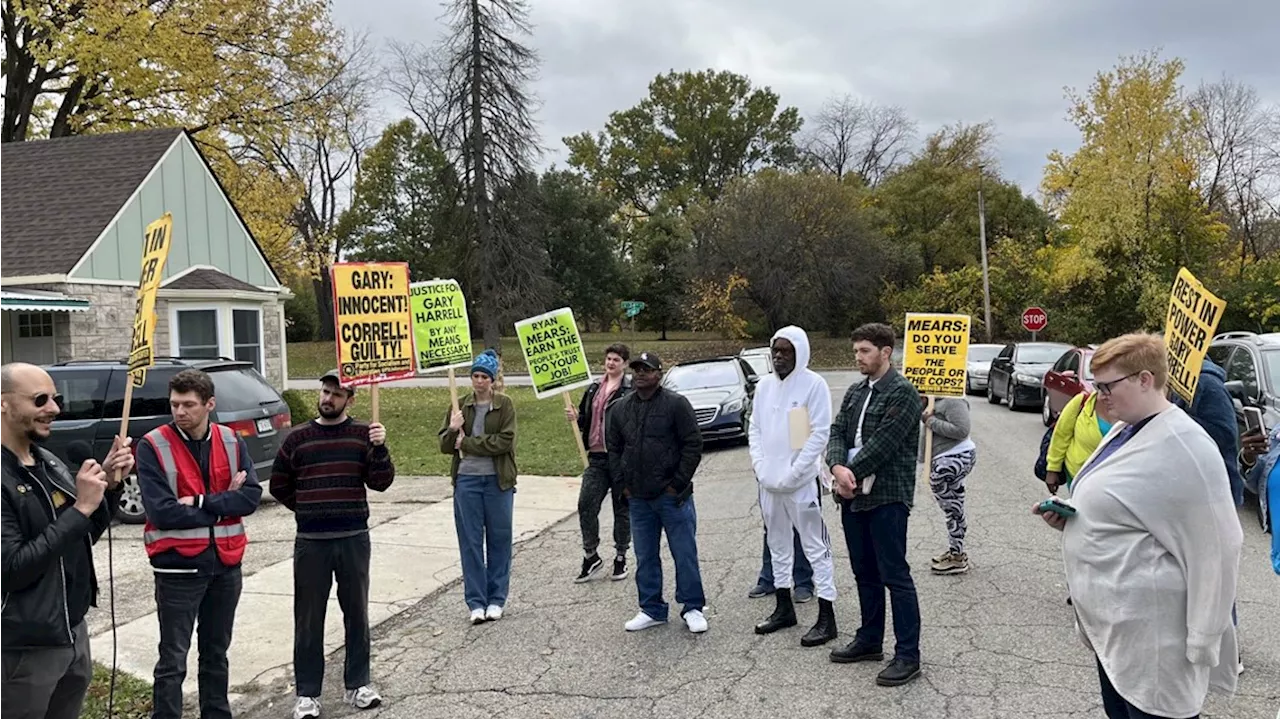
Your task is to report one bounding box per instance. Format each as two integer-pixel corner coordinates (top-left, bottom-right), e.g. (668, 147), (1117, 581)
(317, 405), (344, 420)
(27, 428), (48, 443)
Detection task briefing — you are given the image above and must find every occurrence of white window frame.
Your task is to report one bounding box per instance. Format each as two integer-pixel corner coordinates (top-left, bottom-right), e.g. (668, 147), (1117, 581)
(168, 302), (265, 373)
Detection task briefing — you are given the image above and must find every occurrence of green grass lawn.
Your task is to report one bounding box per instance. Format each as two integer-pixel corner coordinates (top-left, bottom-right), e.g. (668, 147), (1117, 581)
(83, 662), (153, 718)
(288, 332), (856, 379)
(291, 387), (587, 476)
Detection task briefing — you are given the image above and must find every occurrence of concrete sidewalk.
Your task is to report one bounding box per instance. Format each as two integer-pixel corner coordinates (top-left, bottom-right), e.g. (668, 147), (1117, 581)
(89, 475), (582, 699)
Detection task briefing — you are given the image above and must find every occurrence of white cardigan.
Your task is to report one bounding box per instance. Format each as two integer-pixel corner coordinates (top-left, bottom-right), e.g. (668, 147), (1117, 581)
(1062, 406), (1242, 718)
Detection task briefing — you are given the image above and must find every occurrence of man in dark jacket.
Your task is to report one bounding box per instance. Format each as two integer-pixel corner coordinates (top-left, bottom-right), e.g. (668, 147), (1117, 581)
(826, 324), (924, 687)
(1172, 359), (1242, 505)
(1, 362), (134, 719)
(565, 343), (633, 583)
(605, 352), (707, 634)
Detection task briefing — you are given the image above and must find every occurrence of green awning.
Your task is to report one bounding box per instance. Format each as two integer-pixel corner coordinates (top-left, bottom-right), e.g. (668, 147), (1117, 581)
(0, 290), (91, 312)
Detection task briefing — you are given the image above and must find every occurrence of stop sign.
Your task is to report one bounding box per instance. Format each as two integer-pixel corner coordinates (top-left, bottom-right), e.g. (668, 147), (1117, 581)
(1022, 306), (1048, 333)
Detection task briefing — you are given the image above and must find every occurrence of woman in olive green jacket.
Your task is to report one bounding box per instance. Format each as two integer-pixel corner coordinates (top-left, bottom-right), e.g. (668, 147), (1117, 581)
(439, 350), (518, 625)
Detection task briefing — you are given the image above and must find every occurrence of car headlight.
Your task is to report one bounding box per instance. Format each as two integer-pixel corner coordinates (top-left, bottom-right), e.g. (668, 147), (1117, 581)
(723, 399), (744, 414)
(970, 367), (988, 378)
(1014, 372), (1041, 386)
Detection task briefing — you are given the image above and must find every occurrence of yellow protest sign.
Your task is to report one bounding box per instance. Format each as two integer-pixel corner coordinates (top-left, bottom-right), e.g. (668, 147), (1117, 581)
(1165, 267), (1226, 403)
(410, 279), (472, 373)
(128, 214), (173, 380)
(331, 262), (416, 387)
(902, 313), (971, 398)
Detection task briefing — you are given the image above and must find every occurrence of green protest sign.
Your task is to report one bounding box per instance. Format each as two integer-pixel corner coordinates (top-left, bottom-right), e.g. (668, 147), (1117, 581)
(514, 307), (593, 399)
(410, 279), (472, 373)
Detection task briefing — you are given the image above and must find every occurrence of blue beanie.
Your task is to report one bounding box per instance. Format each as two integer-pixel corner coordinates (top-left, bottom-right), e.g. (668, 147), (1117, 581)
(471, 349), (500, 380)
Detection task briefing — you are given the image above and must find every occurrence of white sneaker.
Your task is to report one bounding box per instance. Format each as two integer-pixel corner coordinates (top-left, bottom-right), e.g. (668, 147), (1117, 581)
(624, 611), (666, 632)
(683, 609), (708, 633)
(469, 608), (486, 625)
(485, 604), (504, 621)
(293, 696), (321, 719)
(344, 685), (382, 710)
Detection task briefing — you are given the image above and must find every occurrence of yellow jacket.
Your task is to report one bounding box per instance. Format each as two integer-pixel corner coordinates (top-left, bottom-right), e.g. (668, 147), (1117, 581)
(1046, 392), (1107, 479)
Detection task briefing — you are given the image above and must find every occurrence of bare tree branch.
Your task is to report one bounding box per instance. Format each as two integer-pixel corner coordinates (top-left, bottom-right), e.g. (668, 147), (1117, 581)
(801, 95), (917, 186)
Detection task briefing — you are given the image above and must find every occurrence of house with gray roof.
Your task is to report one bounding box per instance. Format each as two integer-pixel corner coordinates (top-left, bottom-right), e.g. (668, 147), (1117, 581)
(1, 128), (291, 387)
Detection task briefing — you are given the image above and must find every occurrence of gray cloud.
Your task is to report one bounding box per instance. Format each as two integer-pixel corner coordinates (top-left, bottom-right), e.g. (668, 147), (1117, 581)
(335, 0), (1280, 195)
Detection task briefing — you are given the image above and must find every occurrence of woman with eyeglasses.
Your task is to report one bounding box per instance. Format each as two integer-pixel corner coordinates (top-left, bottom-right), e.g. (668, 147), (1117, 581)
(1034, 334), (1242, 719)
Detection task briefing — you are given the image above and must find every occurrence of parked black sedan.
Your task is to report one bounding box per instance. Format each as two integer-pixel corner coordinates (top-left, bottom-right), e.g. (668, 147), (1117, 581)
(662, 356), (758, 442)
(986, 342), (1072, 411)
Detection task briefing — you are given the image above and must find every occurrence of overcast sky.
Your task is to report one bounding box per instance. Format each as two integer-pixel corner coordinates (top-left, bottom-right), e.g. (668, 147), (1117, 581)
(332, 0), (1279, 197)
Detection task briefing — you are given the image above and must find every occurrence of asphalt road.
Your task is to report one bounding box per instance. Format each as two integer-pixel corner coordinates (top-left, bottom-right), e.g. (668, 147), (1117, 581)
(236, 378), (1279, 719)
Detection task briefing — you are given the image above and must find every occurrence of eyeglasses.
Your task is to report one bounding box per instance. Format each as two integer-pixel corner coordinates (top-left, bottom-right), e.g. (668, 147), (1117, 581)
(1094, 372), (1140, 396)
(0, 391), (64, 408)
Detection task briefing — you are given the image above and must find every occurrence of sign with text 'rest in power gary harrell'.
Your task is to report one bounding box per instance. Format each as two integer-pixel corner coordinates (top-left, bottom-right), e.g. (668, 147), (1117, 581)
(902, 313), (972, 398)
(331, 262), (416, 387)
(128, 213), (174, 387)
(1165, 267), (1226, 403)
(515, 307), (593, 399)
(410, 279), (472, 373)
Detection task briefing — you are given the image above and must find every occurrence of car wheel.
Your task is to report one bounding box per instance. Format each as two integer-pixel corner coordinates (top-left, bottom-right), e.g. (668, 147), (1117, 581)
(1042, 395), (1054, 427)
(1006, 381), (1019, 411)
(116, 473), (146, 524)
(987, 381), (1000, 405)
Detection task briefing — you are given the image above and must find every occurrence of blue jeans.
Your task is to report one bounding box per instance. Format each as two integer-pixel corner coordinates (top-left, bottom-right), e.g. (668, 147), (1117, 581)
(757, 529), (814, 591)
(842, 502), (920, 663)
(453, 474), (515, 610)
(631, 493), (706, 621)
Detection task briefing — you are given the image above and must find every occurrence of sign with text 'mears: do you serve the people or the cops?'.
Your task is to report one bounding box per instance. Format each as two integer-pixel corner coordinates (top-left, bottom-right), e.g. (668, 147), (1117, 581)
(515, 307), (593, 399)
(902, 313), (972, 398)
(331, 262), (416, 387)
(1165, 267), (1226, 403)
(410, 279), (472, 373)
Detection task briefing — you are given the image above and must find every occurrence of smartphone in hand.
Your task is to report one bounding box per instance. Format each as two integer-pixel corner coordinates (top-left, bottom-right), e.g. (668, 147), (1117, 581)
(1037, 496), (1078, 519)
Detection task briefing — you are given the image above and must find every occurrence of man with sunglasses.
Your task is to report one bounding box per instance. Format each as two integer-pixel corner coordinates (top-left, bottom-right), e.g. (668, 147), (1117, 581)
(1, 362), (135, 719)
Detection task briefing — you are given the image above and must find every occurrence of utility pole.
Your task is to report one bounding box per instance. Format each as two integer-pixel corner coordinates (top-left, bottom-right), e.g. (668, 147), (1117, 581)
(977, 167), (993, 343)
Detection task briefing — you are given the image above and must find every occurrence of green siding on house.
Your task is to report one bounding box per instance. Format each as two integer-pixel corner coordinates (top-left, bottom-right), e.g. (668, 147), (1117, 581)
(73, 136), (280, 288)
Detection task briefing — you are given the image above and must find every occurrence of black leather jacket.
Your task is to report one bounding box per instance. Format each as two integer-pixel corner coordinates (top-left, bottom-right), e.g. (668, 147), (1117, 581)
(1, 446), (118, 648)
(605, 387), (703, 501)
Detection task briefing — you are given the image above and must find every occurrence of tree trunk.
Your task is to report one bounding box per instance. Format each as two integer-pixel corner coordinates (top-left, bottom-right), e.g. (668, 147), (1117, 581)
(469, 0), (501, 350)
(313, 268), (336, 343)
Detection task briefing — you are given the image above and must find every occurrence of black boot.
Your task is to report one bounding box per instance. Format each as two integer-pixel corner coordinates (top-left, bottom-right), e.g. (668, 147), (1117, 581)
(754, 588), (798, 634)
(801, 598), (838, 647)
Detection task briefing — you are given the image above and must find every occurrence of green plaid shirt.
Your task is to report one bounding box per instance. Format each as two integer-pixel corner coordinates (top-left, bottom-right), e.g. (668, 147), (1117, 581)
(826, 368), (923, 511)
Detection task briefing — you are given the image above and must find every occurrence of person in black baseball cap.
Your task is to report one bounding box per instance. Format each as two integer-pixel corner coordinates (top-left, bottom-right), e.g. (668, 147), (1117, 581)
(607, 349), (708, 633)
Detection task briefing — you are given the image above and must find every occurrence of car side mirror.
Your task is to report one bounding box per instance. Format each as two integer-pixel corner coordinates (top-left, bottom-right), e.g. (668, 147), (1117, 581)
(1224, 380), (1247, 405)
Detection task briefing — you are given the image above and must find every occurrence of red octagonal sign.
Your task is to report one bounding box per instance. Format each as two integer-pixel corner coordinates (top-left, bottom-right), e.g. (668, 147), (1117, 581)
(1022, 306), (1048, 333)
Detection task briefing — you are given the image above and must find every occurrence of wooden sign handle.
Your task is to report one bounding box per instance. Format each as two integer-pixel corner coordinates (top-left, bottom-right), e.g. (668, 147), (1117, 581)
(371, 384), (380, 425)
(920, 395), (935, 481)
(114, 381), (136, 484)
(563, 392), (588, 469)
(448, 367), (460, 413)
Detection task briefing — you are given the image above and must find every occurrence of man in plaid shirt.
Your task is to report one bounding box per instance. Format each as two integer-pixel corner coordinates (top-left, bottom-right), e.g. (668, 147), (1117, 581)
(825, 323), (923, 687)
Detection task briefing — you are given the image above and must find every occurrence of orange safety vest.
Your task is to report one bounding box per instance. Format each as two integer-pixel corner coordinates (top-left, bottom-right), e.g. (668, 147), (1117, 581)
(141, 423), (247, 566)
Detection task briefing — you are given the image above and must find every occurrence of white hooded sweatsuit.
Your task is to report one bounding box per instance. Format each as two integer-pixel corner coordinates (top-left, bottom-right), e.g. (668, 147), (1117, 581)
(748, 326), (836, 601)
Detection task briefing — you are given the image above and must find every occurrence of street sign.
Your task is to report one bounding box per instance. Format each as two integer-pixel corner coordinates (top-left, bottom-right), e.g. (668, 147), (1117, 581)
(1021, 306), (1048, 334)
(621, 300), (646, 318)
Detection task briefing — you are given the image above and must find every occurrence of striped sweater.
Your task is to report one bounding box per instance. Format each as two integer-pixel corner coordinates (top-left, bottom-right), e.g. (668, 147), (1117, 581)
(270, 419), (395, 537)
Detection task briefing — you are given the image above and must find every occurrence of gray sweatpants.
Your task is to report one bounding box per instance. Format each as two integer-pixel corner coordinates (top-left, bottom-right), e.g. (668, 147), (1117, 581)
(1, 620), (93, 719)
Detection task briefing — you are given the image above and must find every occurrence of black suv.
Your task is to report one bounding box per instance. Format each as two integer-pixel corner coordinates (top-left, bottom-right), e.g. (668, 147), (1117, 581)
(1208, 331), (1280, 496)
(43, 357), (293, 523)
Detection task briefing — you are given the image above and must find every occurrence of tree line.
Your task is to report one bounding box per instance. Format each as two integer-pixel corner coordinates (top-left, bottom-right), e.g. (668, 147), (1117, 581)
(5, 1), (1278, 345)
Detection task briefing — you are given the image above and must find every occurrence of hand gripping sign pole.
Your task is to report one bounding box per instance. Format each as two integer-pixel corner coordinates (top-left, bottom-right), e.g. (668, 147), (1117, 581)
(901, 313), (972, 480)
(118, 213), (174, 483)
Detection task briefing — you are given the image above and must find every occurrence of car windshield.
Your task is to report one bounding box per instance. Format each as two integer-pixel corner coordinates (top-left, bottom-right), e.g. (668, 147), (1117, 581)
(1082, 354), (1094, 380)
(742, 354), (772, 376)
(1263, 350), (1280, 391)
(967, 346), (1000, 363)
(664, 362), (740, 391)
(208, 368), (282, 412)
(1017, 345), (1070, 364)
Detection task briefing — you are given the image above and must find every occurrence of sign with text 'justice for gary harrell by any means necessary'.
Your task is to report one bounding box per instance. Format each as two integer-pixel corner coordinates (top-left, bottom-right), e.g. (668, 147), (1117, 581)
(902, 313), (972, 398)
(410, 279), (473, 373)
(331, 262), (416, 387)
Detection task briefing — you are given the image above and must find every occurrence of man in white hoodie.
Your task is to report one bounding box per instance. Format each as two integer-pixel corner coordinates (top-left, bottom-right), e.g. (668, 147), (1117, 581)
(748, 326), (838, 647)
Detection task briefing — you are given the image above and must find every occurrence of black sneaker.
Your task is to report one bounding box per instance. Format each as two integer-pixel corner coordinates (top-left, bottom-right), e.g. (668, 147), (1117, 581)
(575, 554), (603, 583)
(610, 556), (628, 581)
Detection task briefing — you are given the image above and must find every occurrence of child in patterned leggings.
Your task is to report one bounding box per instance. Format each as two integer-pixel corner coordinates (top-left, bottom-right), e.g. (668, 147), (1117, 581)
(918, 397), (976, 574)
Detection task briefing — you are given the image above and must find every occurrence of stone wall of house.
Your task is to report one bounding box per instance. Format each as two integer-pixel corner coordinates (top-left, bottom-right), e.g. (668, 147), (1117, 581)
(28, 283), (136, 362)
(262, 298), (284, 389)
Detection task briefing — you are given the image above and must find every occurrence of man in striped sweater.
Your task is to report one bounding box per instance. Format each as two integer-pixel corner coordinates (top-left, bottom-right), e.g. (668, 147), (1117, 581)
(271, 370), (395, 719)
